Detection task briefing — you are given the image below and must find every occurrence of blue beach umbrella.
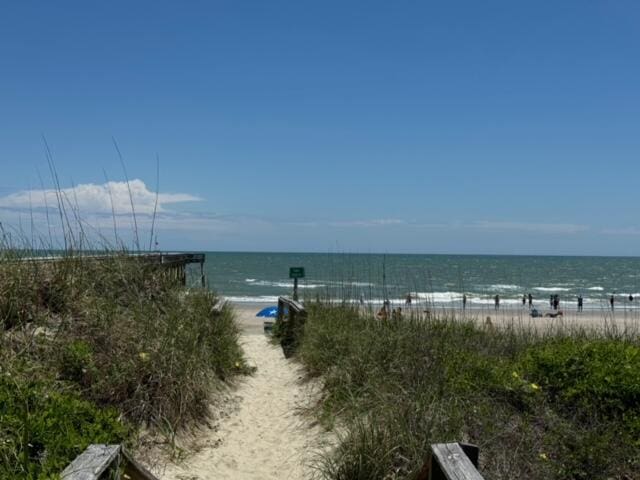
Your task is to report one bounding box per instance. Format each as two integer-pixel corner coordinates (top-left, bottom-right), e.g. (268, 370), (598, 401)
(256, 306), (279, 318)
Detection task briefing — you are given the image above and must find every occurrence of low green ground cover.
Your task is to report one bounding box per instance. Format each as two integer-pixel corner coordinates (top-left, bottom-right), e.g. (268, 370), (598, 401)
(295, 304), (640, 480)
(0, 253), (248, 479)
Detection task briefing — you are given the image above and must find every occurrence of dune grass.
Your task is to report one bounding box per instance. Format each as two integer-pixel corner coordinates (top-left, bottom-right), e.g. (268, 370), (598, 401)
(295, 304), (640, 480)
(0, 251), (249, 479)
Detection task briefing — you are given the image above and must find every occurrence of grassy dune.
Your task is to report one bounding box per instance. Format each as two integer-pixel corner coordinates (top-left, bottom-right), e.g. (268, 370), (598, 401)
(0, 251), (249, 479)
(295, 304), (640, 480)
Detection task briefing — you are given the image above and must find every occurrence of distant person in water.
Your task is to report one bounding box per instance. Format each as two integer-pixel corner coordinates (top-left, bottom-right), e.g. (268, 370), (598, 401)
(405, 293), (412, 305)
(553, 295), (559, 311)
(577, 295), (583, 312)
(522, 294), (526, 307)
(494, 294), (500, 310)
(629, 294), (634, 302)
(528, 293), (533, 308)
(610, 294), (615, 311)
(462, 293), (467, 310)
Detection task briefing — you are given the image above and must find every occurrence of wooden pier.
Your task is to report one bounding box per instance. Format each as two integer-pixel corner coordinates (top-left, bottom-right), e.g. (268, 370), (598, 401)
(18, 252), (207, 287)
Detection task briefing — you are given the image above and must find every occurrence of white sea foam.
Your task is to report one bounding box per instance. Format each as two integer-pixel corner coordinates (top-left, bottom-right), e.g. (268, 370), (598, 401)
(347, 281), (377, 287)
(468, 297), (522, 305)
(587, 286), (604, 291)
(415, 291), (463, 302)
(225, 295), (281, 304)
(298, 283), (327, 289)
(534, 287), (571, 292)
(243, 278), (377, 289)
(412, 292), (522, 306)
(246, 280), (326, 289)
(319, 280), (376, 287)
(488, 284), (521, 290)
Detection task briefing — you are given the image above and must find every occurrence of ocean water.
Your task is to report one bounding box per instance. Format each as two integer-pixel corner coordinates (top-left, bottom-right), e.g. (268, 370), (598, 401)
(187, 252), (640, 311)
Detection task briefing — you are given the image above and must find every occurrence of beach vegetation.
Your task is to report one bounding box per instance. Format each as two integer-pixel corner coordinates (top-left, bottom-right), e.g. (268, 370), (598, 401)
(0, 250), (248, 478)
(294, 303), (640, 480)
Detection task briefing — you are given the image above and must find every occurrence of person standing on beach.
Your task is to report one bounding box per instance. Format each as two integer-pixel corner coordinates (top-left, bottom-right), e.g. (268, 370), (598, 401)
(528, 293), (533, 308)
(405, 293), (412, 305)
(553, 294), (559, 311)
(462, 293), (467, 310)
(494, 294), (500, 310)
(610, 294), (615, 311)
(577, 294), (583, 312)
(522, 294), (526, 307)
(377, 301), (389, 320)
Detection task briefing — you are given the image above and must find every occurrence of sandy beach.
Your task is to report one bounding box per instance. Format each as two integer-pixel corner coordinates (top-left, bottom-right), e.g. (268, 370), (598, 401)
(147, 304), (328, 480)
(415, 304), (640, 333)
(236, 299), (640, 334)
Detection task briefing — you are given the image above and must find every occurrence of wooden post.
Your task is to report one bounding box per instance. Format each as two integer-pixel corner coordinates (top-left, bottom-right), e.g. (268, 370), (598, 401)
(200, 261), (205, 288)
(276, 296), (306, 358)
(293, 277), (299, 301)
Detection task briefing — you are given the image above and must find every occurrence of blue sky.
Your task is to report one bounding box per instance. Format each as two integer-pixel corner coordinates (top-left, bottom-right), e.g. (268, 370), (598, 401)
(1, 1), (640, 255)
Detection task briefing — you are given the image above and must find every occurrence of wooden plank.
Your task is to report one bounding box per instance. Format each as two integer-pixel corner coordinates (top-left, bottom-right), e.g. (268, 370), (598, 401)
(430, 443), (484, 480)
(278, 296), (306, 314)
(61, 444), (121, 480)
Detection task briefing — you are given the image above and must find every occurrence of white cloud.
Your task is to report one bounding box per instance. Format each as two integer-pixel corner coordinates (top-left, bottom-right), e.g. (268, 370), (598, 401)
(472, 221), (589, 234)
(290, 218), (588, 234)
(0, 179), (201, 216)
(327, 218), (406, 228)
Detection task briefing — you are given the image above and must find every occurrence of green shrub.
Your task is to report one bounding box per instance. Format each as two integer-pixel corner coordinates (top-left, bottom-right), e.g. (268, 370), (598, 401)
(58, 340), (95, 385)
(0, 375), (128, 479)
(520, 338), (640, 422)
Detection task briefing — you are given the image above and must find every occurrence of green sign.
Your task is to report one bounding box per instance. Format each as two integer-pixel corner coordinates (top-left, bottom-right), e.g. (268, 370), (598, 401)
(289, 267), (305, 279)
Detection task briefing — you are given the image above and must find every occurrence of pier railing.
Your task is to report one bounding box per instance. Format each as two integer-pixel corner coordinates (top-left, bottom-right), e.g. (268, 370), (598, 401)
(276, 296), (307, 358)
(17, 251), (206, 287)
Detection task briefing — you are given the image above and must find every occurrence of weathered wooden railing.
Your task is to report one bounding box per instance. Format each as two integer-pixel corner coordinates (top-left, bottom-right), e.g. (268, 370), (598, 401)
(418, 442), (484, 480)
(61, 444), (157, 480)
(276, 296), (307, 358)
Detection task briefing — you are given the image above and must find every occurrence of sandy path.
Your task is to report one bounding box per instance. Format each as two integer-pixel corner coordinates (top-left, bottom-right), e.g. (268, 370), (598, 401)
(150, 306), (324, 480)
